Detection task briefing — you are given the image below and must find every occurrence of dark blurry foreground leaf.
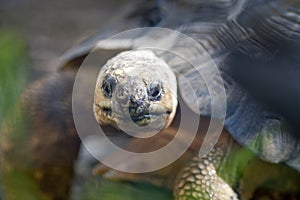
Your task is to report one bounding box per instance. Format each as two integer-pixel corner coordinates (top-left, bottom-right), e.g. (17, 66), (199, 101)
(84, 178), (173, 200)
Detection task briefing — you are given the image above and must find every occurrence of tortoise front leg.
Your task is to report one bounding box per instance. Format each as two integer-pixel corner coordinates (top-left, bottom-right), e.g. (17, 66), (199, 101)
(173, 142), (239, 200)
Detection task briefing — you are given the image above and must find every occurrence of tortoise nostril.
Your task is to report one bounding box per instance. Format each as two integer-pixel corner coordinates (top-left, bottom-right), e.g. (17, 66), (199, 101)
(129, 95), (149, 116)
(136, 106), (144, 114)
(130, 95), (145, 106)
(130, 95), (135, 104)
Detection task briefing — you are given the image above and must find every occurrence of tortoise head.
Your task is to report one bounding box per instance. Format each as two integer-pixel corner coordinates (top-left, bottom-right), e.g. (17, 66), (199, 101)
(94, 50), (177, 135)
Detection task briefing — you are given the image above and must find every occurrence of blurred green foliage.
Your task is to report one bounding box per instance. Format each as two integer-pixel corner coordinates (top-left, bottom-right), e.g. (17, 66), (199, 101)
(83, 178), (173, 200)
(219, 146), (255, 187)
(0, 29), (28, 126)
(219, 145), (300, 198)
(0, 29), (49, 200)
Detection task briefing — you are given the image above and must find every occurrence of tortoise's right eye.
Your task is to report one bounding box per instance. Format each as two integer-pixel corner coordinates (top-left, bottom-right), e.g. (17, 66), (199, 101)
(148, 81), (163, 101)
(102, 76), (116, 98)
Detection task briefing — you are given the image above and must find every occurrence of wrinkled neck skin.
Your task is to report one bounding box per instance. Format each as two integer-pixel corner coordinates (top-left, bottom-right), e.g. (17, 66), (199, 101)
(94, 101), (237, 190)
(94, 50), (178, 137)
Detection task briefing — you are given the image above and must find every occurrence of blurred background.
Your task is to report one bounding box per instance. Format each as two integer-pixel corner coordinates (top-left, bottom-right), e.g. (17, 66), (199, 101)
(0, 0), (133, 77)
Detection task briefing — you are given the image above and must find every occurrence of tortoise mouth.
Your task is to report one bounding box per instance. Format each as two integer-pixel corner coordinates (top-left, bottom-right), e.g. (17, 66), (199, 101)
(129, 113), (160, 126)
(101, 107), (112, 115)
(130, 108), (173, 126)
(95, 102), (172, 127)
(101, 107), (171, 126)
(95, 103), (114, 117)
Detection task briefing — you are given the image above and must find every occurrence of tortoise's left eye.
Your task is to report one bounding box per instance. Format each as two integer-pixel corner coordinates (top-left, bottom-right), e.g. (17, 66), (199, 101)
(148, 81), (163, 101)
(102, 75), (116, 98)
